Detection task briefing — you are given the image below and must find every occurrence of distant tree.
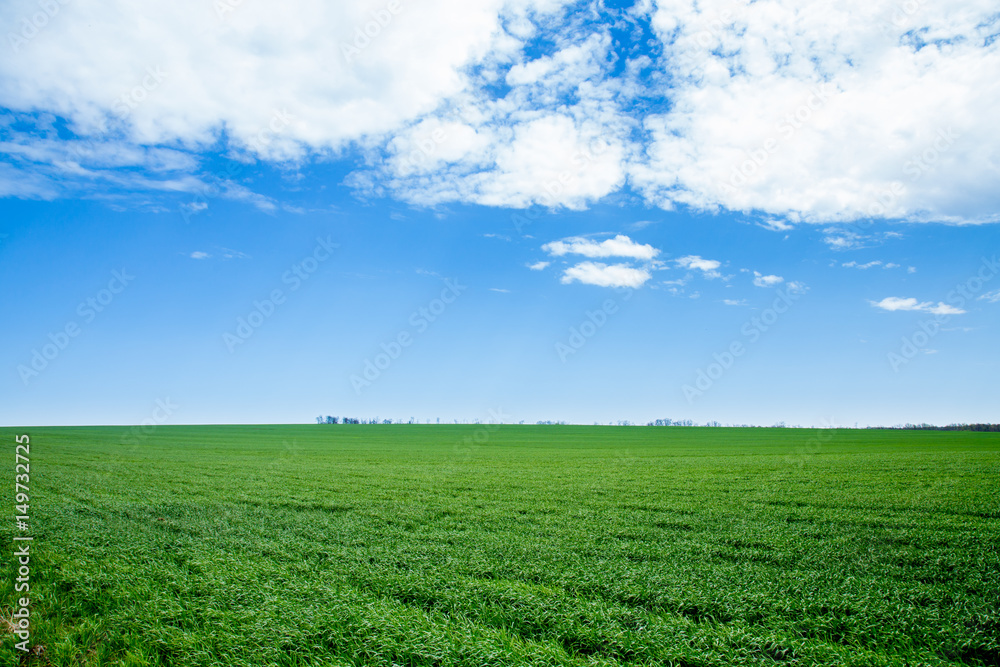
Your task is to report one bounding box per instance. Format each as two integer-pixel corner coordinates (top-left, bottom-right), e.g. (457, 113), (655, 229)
(316, 416), (324, 424)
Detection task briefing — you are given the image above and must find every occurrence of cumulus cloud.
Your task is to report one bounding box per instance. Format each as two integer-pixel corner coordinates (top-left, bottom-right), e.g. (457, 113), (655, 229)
(543, 234), (659, 260)
(560, 261), (651, 288)
(723, 298), (747, 306)
(674, 255), (724, 280)
(1, 0), (998, 224)
(752, 272), (784, 287)
(632, 0), (1000, 224)
(675, 255), (719, 272)
(528, 261), (550, 270)
(870, 297), (965, 315)
(1, 0), (565, 154)
(190, 251), (210, 259)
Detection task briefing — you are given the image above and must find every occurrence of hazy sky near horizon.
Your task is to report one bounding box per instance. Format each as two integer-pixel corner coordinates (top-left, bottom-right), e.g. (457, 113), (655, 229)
(1, 0), (998, 427)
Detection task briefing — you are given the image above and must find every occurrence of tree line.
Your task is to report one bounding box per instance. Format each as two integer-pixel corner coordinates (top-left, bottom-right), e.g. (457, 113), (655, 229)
(864, 423), (1000, 432)
(315, 417), (999, 430)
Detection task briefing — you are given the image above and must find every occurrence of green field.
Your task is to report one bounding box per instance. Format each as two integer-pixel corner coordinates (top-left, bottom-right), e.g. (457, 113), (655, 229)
(2, 425), (998, 666)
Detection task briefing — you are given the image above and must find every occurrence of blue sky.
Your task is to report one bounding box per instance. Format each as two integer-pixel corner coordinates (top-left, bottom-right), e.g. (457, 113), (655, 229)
(1, 0), (998, 427)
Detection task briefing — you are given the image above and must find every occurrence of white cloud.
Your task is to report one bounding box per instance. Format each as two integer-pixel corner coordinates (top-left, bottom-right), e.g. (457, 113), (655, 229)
(675, 255), (724, 279)
(870, 297), (966, 315)
(663, 278), (688, 296)
(181, 201), (208, 214)
(542, 235), (659, 260)
(190, 251), (210, 259)
(628, 220), (658, 230)
(752, 272), (784, 287)
(1, 0), (998, 224)
(489, 287), (510, 293)
(633, 0), (1000, 224)
(722, 298), (747, 306)
(786, 281), (808, 295)
(560, 261), (651, 288)
(528, 261), (550, 271)
(758, 219), (794, 232)
(978, 289), (1000, 303)
(823, 230), (868, 250)
(675, 255), (719, 272)
(842, 260), (905, 270)
(1, 0), (567, 155)
(0, 0), (577, 199)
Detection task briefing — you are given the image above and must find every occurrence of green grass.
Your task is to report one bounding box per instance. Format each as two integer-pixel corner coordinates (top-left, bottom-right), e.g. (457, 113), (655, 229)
(1, 425), (998, 666)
